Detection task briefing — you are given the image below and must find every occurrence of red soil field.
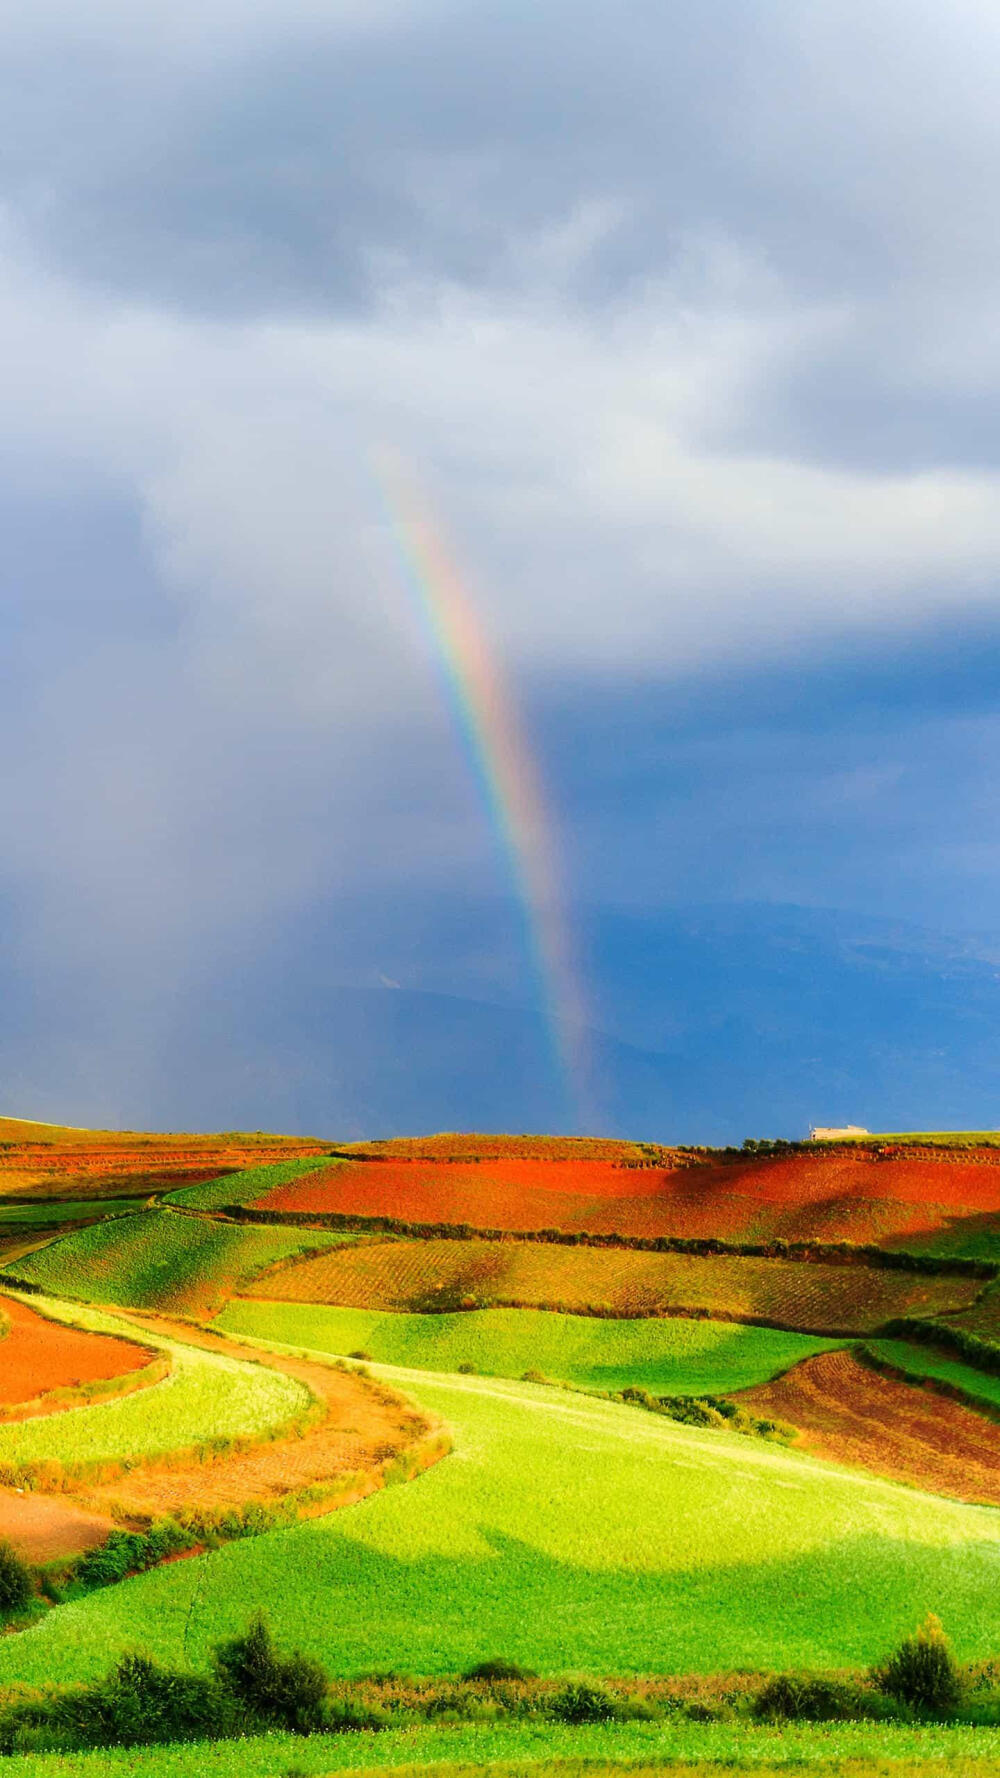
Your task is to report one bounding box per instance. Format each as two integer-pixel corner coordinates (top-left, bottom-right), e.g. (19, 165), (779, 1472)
(739, 1348), (1000, 1504)
(0, 1294), (152, 1407)
(254, 1148), (1000, 1245)
(341, 1135), (677, 1162)
(0, 1126), (328, 1202)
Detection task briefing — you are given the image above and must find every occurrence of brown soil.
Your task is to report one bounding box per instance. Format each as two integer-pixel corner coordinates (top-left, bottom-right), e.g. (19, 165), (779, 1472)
(0, 1293), (152, 1406)
(739, 1348), (1000, 1503)
(0, 1490), (114, 1564)
(77, 1314), (442, 1522)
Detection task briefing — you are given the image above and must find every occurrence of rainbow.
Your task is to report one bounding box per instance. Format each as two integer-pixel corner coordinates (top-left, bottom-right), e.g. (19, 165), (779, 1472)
(371, 450), (591, 1126)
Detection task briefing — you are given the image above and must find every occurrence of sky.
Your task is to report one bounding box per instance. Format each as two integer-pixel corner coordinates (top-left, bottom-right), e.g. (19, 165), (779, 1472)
(5, 0), (1000, 1135)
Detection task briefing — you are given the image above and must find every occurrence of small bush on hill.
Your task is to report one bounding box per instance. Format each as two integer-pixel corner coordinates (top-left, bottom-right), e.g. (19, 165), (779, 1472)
(753, 1673), (882, 1721)
(463, 1658), (534, 1681)
(0, 1540), (32, 1619)
(550, 1680), (618, 1722)
(53, 1653), (228, 1747)
(214, 1611), (328, 1731)
(874, 1614), (964, 1715)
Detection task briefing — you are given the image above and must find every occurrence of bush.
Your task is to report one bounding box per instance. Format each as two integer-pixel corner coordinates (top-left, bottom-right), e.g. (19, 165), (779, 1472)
(348, 1349), (372, 1360)
(754, 1673), (878, 1721)
(214, 1611), (328, 1731)
(51, 1653), (229, 1747)
(550, 1680), (618, 1723)
(0, 1540), (32, 1619)
(874, 1615), (964, 1715)
(456, 1361), (476, 1374)
(463, 1658), (533, 1681)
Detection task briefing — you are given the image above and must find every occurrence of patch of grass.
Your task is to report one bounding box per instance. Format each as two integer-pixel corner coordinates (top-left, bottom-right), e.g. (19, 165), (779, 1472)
(0, 1201), (151, 1227)
(0, 1296), (308, 1473)
(2, 1720), (1000, 1776)
(1, 1210), (346, 1315)
(865, 1339), (1000, 1413)
(218, 1301), (840, 1395)
(6, 1357), (1000, 1687)
(165, 1159), (333, 1213)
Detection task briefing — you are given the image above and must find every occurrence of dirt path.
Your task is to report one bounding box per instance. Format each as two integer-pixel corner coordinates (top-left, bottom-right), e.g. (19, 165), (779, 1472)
(77, 1311), (442, 1521)
(739, 1348), (1000, 1505)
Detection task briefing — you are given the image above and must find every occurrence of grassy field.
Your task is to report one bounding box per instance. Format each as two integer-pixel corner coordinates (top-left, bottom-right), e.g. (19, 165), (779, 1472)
(4, 1355), (1000, 1685)
(0, 1296), (308, 1468)
(0, 1199), (150, 1227)
(252, 1237), (980, 1333)
(165, 1156), (333, 1212)
(219, 1300), (840, 1394)
(3, 1722), (1000, 1777)
(865, 1338), (1000, 1410)
(1, 1209), (348, 1315)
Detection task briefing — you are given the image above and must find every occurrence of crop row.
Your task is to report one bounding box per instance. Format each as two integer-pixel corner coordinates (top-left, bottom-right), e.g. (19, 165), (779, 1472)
(249, 1239), (980, 1334)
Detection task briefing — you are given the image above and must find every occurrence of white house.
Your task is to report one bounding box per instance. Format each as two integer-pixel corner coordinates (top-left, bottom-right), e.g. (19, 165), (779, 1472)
(808, 1124), (869, 1141)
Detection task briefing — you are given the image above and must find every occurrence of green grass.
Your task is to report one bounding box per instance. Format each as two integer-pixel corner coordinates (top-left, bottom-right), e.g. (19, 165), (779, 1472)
(4, 1722), (1000, 1777)
(165, 1157), (333, 1212)
(218, 1300), (840, 1394)
(865, 1339), (1000, 1411)
(0, 1199), (150, 1227)
(862, 1131), (1000, 1146)
(6, 1343), (1000, 1686)
(0, 1296), (309, 1468)
(1, 1208), (346, 1314)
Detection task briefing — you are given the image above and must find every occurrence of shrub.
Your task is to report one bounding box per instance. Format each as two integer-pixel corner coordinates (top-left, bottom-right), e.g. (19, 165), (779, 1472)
(0, 1540), (32, 1619)
(753, 1673), (877, 1721)
(463, 1659), (533, 1681)
(214, 1611), (328, 1731)
(348, 1349), (372, 1360)
(550, 1680), (618, 1723)
(51, 1653), (230, 1747)
(456, 1361), (477, 1375)
(874, 1615), (964, 1715)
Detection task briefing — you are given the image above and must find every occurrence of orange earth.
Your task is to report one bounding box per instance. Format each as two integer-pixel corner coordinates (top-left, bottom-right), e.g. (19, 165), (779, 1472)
(0, 1294), (153, 1407)
(740, 1348), (1000, 1504)
(253, 1147), (1000, 1246)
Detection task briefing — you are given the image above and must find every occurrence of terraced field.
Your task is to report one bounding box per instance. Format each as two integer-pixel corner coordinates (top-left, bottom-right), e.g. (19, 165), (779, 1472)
(165, 1156), (331, 1212)
(4, 1361), (1000, 1686)
(0, 1296), (309, 1471)
(739, 1349), (1000, 1504)
(0, 1293), (153, 1410)
(250, 1236), (981, 1332)
(2, 1208), (348, 1315)
(219, 1300), (840, 1394)
(254, 1142), (1000, 1247)
(0, 1118), (327, 1203)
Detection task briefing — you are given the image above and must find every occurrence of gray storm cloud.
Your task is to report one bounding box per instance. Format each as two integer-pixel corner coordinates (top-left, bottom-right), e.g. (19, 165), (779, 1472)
(4, 0), (1000, 1122)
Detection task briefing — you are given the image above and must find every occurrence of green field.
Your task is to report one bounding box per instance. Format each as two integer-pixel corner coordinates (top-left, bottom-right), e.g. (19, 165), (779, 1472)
(0, 1296), (308, 1467)
(1, 1208), (346, 1314)
(219, 1300), (841, 1394)
(0, 1199), (150, 1227)
(165, 1156), (332, 1212)
(3, 1720), (1000, 1777)
(4, 1350), (1000, 1686)
(865, 1338), (1000, 1411)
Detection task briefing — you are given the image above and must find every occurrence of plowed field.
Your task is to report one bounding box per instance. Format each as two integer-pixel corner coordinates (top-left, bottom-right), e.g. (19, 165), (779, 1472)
(254, 1148), (1000, 1245)
(0, 1490), (115, 1563)
(739, 1349), (1000, 1504)
(0, 1292), (152, 1406)
(0, 1121), (328, 1202)
(247, 1239), (979, 1333)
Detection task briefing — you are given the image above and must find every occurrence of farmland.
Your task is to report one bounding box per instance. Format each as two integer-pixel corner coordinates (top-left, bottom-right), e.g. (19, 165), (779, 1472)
(249, 1235), (980, 1332)
(253, 1141), (1000, 1249)
(2, 1207), (348, 1315)
(0, 1296), (309, 1469)
(218, 1299), (840, 1393)
(5, 1123), (1000, 1776)
(3, 1362), (1000, 1688)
